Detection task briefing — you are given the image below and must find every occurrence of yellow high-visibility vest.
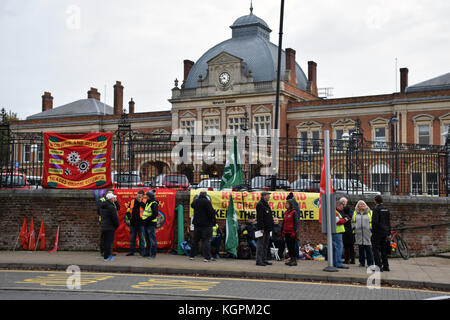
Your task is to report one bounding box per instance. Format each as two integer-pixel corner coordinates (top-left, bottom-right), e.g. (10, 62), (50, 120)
(336, 211), (345, 233)
(142, 201), (158, 222)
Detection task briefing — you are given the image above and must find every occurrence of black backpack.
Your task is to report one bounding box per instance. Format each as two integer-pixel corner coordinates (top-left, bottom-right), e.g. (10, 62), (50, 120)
(238, 241), (251, 259)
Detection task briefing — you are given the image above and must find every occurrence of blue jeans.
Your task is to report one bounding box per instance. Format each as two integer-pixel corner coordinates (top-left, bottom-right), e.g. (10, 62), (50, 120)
(332, 233), (344, 267)
(358, 245), (374, 266)
(129, 225), (145, 256)
(144, 225), (157, 257)
(211, 235), (221, 258)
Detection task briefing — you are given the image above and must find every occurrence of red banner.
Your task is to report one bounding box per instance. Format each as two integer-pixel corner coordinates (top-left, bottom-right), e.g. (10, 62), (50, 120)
(42, 132), (112, 189)
(113, 189), (177, 250)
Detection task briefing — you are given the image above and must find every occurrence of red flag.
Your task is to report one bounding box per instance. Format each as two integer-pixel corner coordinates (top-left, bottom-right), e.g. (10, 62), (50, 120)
(38, 220), (46, 250)
(48, 226), (60, 253)
(28, 217), (36, 251)
(19, 218), (28, 250)
(319, 155), (333, 224)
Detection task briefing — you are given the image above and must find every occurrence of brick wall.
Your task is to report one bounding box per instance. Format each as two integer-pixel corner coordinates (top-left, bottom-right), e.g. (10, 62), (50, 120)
(1, 190), (449, 256)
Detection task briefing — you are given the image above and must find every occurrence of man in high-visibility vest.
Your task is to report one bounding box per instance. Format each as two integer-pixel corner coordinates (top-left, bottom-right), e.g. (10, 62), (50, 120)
(142, 190), (159, 259)
(125, 190), (146, 256)
(333, 200), (350, 269)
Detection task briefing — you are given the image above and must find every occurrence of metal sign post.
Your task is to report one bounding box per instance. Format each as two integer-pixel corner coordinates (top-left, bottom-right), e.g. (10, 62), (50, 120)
(323, 130), (338, 272)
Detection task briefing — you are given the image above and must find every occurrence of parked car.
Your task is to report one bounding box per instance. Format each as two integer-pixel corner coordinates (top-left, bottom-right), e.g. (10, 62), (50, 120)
(291, 178), (320, 193)
(265, 178), (291, 191)
(112, 171), (143, 188)
(332, 178), (381, 195)
(27, 175), (43, 189)
(0, 171), (31, 189)
(250, 176), (292, 191)
(197, 178), (222, 191)
(153, 174), (190, 190)
(250, 176), (266, 191)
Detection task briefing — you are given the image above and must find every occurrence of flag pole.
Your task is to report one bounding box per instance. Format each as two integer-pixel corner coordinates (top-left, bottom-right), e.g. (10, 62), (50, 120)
(323, 130), (338, 272)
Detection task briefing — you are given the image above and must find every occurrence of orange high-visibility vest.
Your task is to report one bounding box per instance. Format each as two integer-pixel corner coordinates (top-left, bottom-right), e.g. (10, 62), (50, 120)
(128, 199), (145, 219)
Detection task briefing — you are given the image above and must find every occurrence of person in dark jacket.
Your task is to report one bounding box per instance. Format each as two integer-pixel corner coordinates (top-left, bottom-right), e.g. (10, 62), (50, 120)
(372, 195), (391, 271)
(270, 218), (285, 260)
(189, 191), (217, 262)
(242, 215), (258, 255)
(142, 190), (159, 259)
(100, 193), (120, 262)
(125, 190), (146, 256)
(255, 191), (274, 266)
(340, 197), (355, 264)
(96, 190), (120, 256)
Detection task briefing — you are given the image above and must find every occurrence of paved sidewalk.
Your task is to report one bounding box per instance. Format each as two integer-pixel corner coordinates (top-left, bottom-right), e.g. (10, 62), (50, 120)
(0, 251), (449, 291)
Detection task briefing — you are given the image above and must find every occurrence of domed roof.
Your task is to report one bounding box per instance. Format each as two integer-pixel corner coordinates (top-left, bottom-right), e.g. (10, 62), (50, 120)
(184, 10), (308, 91)
(231, 12), (271, 31)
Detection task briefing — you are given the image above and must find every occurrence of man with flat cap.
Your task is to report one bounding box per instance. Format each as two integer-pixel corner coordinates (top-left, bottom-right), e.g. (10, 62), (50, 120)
(255, 191), (274, 266)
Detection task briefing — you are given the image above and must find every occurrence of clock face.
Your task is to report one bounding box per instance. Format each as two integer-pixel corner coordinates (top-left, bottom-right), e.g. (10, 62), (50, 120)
(219, 72), (231, 86)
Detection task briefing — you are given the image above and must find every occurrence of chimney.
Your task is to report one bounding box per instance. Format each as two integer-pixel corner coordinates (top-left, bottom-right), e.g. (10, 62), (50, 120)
(285, 48), (297, 86)
(128, 98), (135, 114)
(308, 61), (318, 96)
(183, 60), (194, 82)
(42, 92), (53, 112)
(400, 68), (409, 93)
(87, 87), (101, 100)
(113, 81), (124, 115)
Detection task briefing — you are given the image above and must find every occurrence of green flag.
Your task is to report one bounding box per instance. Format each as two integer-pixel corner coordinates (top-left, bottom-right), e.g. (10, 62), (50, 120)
(220, 136), (244, 190)
(224, 197), (239, 257)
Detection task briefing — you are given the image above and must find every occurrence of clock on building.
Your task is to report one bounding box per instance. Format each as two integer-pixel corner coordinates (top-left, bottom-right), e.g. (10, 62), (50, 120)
(218, 71), (231, 86)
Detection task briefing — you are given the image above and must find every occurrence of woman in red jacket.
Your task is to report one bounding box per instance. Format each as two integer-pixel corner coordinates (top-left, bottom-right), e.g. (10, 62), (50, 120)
(283, 198), (299, 266)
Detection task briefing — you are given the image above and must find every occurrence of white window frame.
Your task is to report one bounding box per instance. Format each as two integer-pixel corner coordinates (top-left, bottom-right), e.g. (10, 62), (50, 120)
(412, 114), (434, 145)
(203, 117), (220, 135)
(180, 118), (196, 135)
(253, 114), (271, 136)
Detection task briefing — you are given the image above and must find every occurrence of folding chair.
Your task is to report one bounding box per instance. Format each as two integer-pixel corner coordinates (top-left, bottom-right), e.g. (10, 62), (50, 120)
(270, 243), (281, 261)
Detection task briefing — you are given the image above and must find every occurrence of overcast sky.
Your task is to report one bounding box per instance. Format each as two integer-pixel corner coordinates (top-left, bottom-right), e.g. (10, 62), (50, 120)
(1, 0), (449, 120)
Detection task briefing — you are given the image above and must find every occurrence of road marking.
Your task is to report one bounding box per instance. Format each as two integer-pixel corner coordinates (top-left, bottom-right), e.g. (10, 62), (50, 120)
(132, 278), (220, 292)
(1, 270), (448, 295)
(15, 273), (114, 287)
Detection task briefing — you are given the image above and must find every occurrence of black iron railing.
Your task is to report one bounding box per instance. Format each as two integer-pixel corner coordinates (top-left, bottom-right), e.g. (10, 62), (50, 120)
(0, 121), (448, 196)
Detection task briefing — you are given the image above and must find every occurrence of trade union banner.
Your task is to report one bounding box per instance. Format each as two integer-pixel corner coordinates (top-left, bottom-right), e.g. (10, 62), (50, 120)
(113, 189), (177, 249)
(42, 132), (112, 189)
(189, 190), (321, 221)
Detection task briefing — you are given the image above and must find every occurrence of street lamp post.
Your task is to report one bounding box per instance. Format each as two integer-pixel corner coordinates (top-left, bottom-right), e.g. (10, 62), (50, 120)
(442, 126), (450, 196)
(271, 0), (285, 191)
(391, 113), (399, 194)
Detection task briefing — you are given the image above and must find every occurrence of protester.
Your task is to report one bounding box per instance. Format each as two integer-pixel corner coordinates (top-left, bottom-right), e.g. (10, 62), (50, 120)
(211, 223), (222, 259)
(142, 190), (159, 259)
(242, 214), (258, 256)
(286, 192), (301, 258)
(352, 200), (375, 269)
(283, 198), (299, 266)
(125, 190), (146, 256)
(100, 193), (120, 262)
(96, 190), (119, 256)
(333, 200), (350, 269)
(270, 217), (285, 261)
(340, 197), (355, 264)
(189, 191), (217, 262)
(255, 191), (274, 266)
(372, 195), (391, 272)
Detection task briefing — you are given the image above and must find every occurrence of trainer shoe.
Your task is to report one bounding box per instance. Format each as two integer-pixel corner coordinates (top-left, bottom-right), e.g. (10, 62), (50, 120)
(203, 259), (211, 262)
